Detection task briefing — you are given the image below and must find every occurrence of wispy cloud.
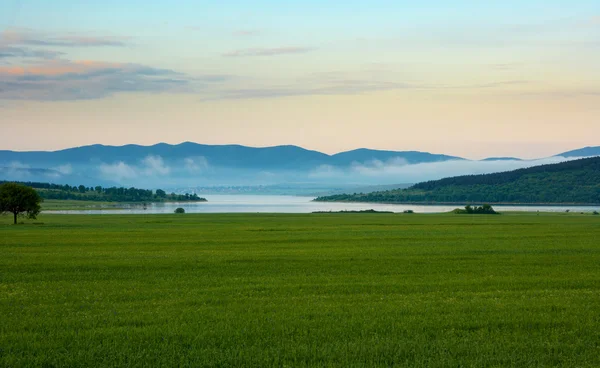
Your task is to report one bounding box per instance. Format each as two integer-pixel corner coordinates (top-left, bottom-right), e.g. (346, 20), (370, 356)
(1, 28), (129, 48)
(99, 162), (138, 181)
(141, 155), (170, 176)
(214, 80), (415, 100)
(513, 89), (600, 99)
(52, 164), (73, 175)
(488, 63), (525, 71)
(184, 157), (209, 173)
(0, 28), (131, 66)
(187, 28), (261, 36)
(232, 29), (261, 37)
(223, 47), (315, 57)
(0, 60), (197, 100)
(206, 67), (528, 101)
(468, 80), (530, 89)
(7, 161), (30, 169)
(0, 46), (65, 60)
(99, 155), (171, 181)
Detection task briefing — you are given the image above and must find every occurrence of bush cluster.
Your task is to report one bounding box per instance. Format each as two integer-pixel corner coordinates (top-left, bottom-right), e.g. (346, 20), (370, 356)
(453, 204), (499, 215)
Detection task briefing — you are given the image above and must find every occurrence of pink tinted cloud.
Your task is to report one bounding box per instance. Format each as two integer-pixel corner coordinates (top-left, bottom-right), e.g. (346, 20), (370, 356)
(0, 60), (194, 100)
(0, 60), (122, 76)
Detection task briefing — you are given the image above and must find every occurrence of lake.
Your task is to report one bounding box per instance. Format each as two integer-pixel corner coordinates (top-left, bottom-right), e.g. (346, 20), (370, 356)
(44, 195), (600, 214)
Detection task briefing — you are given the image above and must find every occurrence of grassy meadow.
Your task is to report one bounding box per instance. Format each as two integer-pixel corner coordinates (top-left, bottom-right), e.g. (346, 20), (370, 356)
(1, 213), (599, 367)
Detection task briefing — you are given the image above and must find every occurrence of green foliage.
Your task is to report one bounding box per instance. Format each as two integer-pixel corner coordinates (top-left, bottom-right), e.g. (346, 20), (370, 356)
(316, 157), (600, 204)
(0, 182), (43, 224)
(403, 209), (414, 214)
(174, 207), (185, 214)
(312, 209), (393, 214)
(0, 181), (207, 203)
(453, 204), (499, 215)
(594, 211), (599, 215)
(1, 213), (600, 366)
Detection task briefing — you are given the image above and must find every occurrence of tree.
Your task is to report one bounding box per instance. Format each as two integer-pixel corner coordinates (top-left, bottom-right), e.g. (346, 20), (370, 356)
(174, 207), (185, 214)
(156, 189), (167, 198)
(0, 183), (43, 225)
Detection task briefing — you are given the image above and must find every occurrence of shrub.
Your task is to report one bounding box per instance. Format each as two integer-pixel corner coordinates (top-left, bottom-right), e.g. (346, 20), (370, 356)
(454, 204), (499, 215)
(593, 211), (599, 215)
(403, 210), (414, 214)
(174, 207), (185, 214)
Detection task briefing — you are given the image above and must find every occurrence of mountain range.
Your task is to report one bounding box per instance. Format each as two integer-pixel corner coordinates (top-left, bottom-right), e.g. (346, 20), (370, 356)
(0, 142), (461, 169)
(556, 146), (600, 158)
(1, 142), (599, 189)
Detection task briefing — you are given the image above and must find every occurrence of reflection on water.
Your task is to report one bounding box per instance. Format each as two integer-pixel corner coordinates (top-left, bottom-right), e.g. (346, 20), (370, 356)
(44, 195), (600, 215)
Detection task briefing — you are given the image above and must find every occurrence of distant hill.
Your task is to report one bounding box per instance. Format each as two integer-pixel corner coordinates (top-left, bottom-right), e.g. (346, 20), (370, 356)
(0, 143), (328, 170)
(315, 157), (600, 204)
(557, 146), (600, 158)
(1, 142), (598, 188)
(0, 142), (463, 170)
(481, 157), (522, 161)
(0, 167), (115, 187)
(329, 148), (462, 165)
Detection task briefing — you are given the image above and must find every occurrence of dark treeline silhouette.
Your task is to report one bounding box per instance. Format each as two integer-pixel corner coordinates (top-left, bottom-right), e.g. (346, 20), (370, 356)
(412, 157), (600, 190)
(316, 157), (600, 204)
(0, 181), (206, 203)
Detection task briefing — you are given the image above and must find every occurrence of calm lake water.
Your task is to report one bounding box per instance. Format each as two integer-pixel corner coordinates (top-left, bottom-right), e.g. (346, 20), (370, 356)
(45, 195), (600, 214)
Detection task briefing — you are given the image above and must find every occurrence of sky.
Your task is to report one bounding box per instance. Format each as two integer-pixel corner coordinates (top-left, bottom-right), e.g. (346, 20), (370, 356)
(1, 0), (599, 159)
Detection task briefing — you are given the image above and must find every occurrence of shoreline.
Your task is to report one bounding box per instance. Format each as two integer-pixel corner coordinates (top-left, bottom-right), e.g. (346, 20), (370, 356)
(313, 200), (600, 207)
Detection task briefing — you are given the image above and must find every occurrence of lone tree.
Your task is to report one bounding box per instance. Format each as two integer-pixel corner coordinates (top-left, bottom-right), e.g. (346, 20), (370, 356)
(0, 183), (43, 224)
(174, 207), (185, 214)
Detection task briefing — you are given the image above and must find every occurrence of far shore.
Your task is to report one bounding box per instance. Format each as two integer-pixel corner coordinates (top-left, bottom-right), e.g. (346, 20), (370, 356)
(312, 199), (600, 206)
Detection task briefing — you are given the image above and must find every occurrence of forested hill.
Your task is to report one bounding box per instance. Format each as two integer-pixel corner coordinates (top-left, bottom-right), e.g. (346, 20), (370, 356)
(0, 181), (206, 203)
(315, 157), (600, 204)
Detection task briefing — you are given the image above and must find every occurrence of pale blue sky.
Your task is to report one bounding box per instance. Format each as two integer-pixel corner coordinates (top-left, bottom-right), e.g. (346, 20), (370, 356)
(1, 1), (599, 158)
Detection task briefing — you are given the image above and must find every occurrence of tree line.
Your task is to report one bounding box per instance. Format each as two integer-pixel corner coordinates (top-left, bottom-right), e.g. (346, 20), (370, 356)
(0, 181), (206, 203)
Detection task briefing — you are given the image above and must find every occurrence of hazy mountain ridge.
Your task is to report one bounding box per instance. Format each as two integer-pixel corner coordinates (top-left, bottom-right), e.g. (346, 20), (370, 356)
(0, 142), (459, 168)
(329, 148), (462, 165)
(1, 143), (598, 189)
(0, 166), (116, 187)
(0, 143), (466, 187)
(481, 157), (523, 161)
(558, 146), (600, 158)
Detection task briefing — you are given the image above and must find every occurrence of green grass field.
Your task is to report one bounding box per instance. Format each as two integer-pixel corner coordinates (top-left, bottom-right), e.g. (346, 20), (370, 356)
(1, 213), (599, 367)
